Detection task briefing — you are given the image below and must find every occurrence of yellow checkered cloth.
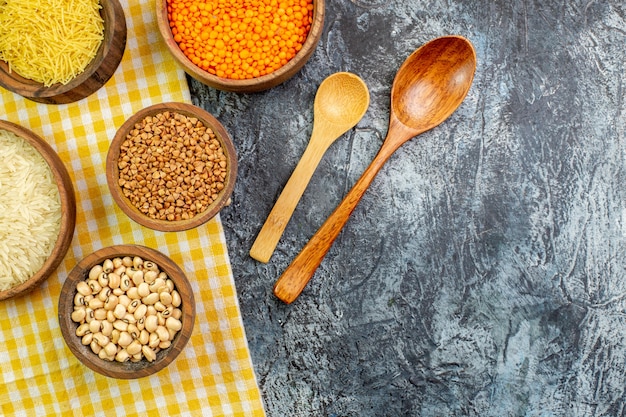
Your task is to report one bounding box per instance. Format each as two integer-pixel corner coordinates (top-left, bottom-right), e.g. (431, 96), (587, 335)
(0, 1), (265, 416)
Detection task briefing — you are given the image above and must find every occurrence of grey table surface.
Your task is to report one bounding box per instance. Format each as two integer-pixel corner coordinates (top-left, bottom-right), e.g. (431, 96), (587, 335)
(188, 1), (626, 416)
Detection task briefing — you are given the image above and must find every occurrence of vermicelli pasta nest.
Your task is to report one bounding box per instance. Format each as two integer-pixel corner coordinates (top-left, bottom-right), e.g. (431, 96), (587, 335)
(0, 0), (105, 86)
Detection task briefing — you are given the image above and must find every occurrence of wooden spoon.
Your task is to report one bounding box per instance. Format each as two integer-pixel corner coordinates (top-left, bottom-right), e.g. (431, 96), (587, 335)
(273, 35), (477, 303)
(250, 72), (370, 263)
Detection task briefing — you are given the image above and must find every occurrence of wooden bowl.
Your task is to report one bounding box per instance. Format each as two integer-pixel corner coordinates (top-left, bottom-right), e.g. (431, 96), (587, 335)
(58, 245), (196, 379)
(0, 120), (76, 301)
(0, 0), (127, 104)
(155, 0), (325, 93)
(106, 102), (237, 232)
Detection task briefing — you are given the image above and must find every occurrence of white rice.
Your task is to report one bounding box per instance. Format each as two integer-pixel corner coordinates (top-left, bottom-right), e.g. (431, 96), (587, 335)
(0, 129), (62, 291)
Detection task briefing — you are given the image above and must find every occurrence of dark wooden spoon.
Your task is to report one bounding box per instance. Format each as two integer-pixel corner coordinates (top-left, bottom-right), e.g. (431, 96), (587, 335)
(273, 35), (477, 304)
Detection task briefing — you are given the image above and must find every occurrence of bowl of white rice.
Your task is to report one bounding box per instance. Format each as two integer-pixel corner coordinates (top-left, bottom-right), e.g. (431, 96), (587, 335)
(0, 120), (76, 301)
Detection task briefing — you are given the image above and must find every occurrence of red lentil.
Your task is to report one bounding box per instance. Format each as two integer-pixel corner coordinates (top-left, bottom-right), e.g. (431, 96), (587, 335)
(166, 0), (314, 80)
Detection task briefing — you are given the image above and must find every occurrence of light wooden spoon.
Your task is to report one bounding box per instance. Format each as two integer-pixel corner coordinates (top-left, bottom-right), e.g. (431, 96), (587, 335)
(274, 36), (477, 303)
(250, 72), (370, 263)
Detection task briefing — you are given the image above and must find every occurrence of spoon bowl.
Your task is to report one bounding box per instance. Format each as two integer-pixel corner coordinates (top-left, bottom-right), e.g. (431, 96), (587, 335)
(315, 73), (370, 130)
(250, 72), (370, 263)
(391, 36), (477, 135)
(274, 36), (477, 303)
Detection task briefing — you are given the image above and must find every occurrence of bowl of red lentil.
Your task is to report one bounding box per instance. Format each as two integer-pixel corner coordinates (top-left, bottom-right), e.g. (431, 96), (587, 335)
(0, 0), (127, 105)
(156, 0), (325, 93)
(106, 102), (237, 232)
(58, 244), (196, 379)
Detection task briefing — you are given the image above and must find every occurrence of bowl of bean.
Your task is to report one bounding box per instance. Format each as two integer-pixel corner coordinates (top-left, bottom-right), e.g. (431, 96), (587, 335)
(106, 102), (237, 232)
(58, 245), (196, 379)
(0, 120), (76, 301)
(156, 0), (325, 93)
(0, 0), (127, 104)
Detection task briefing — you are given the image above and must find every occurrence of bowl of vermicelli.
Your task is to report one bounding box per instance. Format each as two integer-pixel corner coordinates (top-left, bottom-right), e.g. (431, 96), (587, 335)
(0, 120), (76, 301)
(0, 0), (127, 104)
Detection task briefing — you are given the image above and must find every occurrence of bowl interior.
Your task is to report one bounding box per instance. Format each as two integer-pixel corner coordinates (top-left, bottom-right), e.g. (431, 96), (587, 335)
(0, 120), (76, 301)
(0, 0), (127, 104)
(58, 245), (196, 379)
(155, 0), (325, 92)
(106, 102), (237, 232)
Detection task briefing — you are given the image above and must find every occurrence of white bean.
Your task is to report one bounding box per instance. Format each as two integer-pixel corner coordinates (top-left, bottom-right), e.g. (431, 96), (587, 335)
(148, 333), (160, 348)
(102, 259), (114, 274)
(120, 275), (132, 291)
(98, 348), (112, 361)
(93, 308), (107, 321)
(88, 298), (104, 310)
(132, 256), (143, 269)
(74, 293), (85, 307)
(131, 270), (144, 286)
(76, 323), (90, 337)
(133, 304), (148, 321)
(88, 280), (101, 294)
(113, 303), (126, 319)
(139, 329), (150, 345)
(73, 256), (183, 364)
(76, 281), (91, 296)
(88, 320), (101, 334)
(117, 331), (133, 348)
(103, 342), (117, 357)
(101, 320), (113, 337)
(165, 317), (182, 332)
(90, 340), (101, 355)
(113, 320), (128, 332)
(145, 315), (158, 333)
(160, 292), (173, 306)
(88, 265), (103, 281)
(127, 299), (141, 314)
(126, 340), (142, 356)
(81, 333), (93, 346)
(104, 295), (118, 311)
(97, 287), (111, 302)
(143, 270), (158, 284)
(115, 349), (130, 363)
(142, 293), (159, 305)
(93, 332), (109, 347)
(127, 287), (140, 300)
(137, 282), (150, 298)
(156, 325), (169, 342)
(112, 257), (123, 269)
(71, 308), (86, 323)
(111, 329), (121, 344)
(142, 345), (156, 362)
(97, 272), (109, 288)
(143, 261), (158, 272)
(108, 272), (121, 289)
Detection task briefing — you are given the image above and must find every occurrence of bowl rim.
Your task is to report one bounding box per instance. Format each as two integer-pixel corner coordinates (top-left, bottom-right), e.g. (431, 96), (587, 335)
(106, 102), (238, 232)
(0, 120), (76, 301)
(155, 0), (326, 92)
(0, 0), (127, 104)
(58, 244), (196, 379)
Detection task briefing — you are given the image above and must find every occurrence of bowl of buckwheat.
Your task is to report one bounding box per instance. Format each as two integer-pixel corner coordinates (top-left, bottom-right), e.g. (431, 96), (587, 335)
(106, 102), (237, 232)
(58, 244), (195, 379)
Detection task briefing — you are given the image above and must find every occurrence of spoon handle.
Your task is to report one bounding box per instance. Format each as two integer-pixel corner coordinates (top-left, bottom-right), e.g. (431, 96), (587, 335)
(250, 132), (333, 263)
(273, 142), (397, 303)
